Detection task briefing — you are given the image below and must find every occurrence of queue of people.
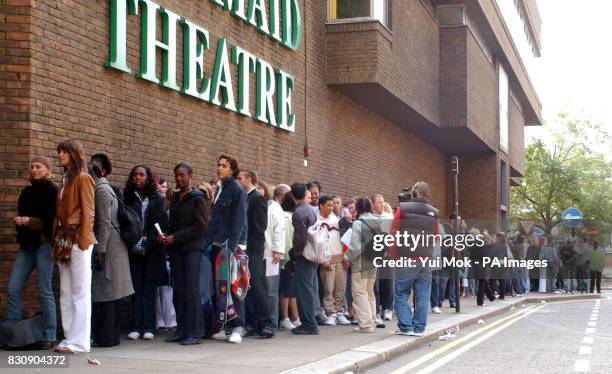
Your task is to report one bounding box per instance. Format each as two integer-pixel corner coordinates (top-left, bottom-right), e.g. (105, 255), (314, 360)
(5, 139), (607, 353)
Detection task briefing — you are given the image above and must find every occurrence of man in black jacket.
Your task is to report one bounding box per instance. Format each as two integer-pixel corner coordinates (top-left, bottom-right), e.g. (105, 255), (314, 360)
(237, 170), (273, 338)
(206, 155), (247, 344)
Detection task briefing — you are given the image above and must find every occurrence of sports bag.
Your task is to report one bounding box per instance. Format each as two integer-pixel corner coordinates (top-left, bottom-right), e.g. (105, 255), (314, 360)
(0, 313), (43, 348)
(231, 245), (250, 301)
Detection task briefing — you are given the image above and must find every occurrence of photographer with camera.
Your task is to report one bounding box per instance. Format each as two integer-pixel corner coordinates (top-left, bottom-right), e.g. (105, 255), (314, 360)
(390, 181), (439, 337)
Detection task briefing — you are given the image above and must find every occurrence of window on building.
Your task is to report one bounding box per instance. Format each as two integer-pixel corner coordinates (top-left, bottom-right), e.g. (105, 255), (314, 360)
(328, 0), (388, 27)
(500, 160), (509, 231)
(499, 64), (509, 154)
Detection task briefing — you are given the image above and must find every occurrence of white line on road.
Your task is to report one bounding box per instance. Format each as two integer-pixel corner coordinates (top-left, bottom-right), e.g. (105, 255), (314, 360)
(585, 327), (596, 334)
(582, 336), (594, 344)
(386, 306), (540, 374)
(588, 321), (597, 327)
(578, 346), (592, 355)
(574, 359), (590, 372)
(410, 305), (545, 374)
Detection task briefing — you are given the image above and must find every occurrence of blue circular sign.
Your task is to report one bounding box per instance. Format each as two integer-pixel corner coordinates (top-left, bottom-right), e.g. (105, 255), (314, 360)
(533, 228), (545, 236)
(561, 208), (582, 228)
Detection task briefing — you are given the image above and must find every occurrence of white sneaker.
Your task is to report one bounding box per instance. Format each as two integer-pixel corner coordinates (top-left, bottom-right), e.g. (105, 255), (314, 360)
(432, 306), (442, 314)
(127, 331), (141, 340)
(292, 319), (302, 328)
(376, 314), (383, 325)
(142, 332), (154, 340)
(409, 331), (424, 337)
(280, 318), (296, 331)
(383, 309), (393, 321)
(336, 314), (351, 325)
(212, 330), (228, 340)
(553, 290), (561, 294)
(323, 315), (337, 326)
(394, 330), (412, 336)
(228, 332), (242, 344)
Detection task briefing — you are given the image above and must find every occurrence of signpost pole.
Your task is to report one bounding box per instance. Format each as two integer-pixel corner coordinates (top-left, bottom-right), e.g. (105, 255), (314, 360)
(451, 156), (460, 313)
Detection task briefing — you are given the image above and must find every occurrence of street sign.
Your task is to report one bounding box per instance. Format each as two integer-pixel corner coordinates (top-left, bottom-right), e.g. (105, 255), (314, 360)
(533, 228), (545, 236)
(561, 207), (582, 228)
(586, 226), (599, 237)
(519, 219), (536, 235)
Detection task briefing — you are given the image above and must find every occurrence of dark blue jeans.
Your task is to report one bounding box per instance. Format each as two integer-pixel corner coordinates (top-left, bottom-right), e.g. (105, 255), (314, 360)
(295, 256), (318, 331)
(7, 244), (56, 341)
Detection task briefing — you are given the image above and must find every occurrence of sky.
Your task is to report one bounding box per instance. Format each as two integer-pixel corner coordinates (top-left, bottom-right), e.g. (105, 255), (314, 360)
(527, 0), (612, 156)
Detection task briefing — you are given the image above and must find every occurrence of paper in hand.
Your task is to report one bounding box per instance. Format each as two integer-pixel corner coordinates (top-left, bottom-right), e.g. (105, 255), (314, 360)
(154, 223), (164, 236)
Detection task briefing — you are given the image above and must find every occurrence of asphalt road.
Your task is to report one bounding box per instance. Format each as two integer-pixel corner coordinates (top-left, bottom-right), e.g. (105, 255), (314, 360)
(368, 295), (612, 374)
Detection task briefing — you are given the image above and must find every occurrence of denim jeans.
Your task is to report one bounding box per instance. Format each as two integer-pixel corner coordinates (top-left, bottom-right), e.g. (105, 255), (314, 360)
(7, 244), (56, 342)
(430, 271), (455, 308)
(395, 266), (432, 333)
(295, 256), (318, 331)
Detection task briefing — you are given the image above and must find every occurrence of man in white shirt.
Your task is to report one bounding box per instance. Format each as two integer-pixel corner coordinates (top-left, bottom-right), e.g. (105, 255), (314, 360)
(318, 196), (351, 325)
(264, 184), (289, 331)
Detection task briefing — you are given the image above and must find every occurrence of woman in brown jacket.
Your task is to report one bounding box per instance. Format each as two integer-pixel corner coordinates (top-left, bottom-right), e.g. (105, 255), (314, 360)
(53, 139), (96, 354)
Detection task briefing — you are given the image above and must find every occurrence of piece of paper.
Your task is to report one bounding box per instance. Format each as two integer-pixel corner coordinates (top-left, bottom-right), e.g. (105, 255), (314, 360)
(265, 256), (280, 277)
(154, 223), (163, 236)
(340, 228), (353, 247)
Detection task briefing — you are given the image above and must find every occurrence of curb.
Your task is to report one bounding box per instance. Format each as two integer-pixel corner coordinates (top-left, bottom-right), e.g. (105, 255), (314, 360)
(281, 294), (602, 374)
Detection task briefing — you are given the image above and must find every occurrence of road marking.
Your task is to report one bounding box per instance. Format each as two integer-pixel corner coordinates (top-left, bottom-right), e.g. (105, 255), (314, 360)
(578, 346), (592, 355)
(582, 336), (594, 344)
(387, 306), (539, 374)
(409, 305), (545, 374)
(585, 328), (595, 334)
(588, 321), (597, 327)
(574, 359), (590, 372)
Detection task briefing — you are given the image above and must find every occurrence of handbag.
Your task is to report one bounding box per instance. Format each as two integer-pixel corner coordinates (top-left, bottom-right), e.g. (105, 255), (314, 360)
(303, 223), (331, 264)
(52, 227), (75, 264)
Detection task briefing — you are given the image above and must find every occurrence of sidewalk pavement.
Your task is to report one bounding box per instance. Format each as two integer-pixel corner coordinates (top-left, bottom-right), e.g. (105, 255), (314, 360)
(0, 293), (605, 374)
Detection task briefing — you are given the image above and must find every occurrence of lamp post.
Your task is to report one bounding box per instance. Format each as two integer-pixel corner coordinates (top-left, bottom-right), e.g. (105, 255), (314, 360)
(451, 156), (460, 313)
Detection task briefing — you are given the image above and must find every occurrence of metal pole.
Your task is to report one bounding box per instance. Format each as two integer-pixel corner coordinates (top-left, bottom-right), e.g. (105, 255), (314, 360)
(452, 156), (460, 313)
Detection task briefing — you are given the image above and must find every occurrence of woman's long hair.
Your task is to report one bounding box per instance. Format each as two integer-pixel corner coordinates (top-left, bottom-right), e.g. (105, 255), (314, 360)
(355, 197), (373, 219)
(124, 164), (157, 205)
(57, 139), (86, 182)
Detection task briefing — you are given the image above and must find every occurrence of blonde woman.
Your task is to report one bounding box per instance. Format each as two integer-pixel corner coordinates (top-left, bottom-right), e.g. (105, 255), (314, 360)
(8, 156), (58, 350)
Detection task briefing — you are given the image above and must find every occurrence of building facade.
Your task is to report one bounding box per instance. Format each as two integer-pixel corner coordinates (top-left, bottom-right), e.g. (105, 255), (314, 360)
(0, 0), (541, 314)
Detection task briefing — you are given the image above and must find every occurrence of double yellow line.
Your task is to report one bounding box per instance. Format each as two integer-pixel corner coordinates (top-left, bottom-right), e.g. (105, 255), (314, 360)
(390, 304), (546, 374)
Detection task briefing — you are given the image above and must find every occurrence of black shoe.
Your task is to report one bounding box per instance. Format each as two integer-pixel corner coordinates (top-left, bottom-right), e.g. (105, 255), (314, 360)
(350, 320), (359, 326)
(292, 326), (319, 335)
(449, 303), (456, 308)
(180, 337), (201, 345)
(39, 341), (55, 350)
(165, 334), (184, 343)
(259, 327), (275, 339)
(244, 327), (257, 337)
(376, 323), (386, 329)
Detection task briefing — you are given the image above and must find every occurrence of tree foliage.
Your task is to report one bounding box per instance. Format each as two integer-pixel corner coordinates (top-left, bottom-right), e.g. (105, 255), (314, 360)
(511, 112), (612, 238)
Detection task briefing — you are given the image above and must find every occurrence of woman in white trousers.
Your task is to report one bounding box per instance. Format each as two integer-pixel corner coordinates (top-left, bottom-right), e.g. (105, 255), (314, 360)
(53, 139), (97, 353)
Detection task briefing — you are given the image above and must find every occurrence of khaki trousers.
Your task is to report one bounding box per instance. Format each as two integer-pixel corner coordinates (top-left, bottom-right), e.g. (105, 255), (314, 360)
(351, 268), (377, 329)
(320, 262), (347, 314)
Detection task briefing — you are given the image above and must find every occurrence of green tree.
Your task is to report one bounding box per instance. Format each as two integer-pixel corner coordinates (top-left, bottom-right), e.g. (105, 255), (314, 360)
(511, 112), (612, 238)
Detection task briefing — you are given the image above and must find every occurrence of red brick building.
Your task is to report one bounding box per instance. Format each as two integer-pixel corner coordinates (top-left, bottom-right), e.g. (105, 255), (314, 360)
(0, 0), (541, 314)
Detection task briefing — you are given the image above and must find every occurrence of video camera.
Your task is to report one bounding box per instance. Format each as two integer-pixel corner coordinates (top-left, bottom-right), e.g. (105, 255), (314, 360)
(397, 187), (413, 203)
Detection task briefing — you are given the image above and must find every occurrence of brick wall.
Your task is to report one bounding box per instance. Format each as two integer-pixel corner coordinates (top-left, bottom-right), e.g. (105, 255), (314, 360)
(457, 154), (499, 233)
(0, 0), (45, 316)
(0, 0), (452, 315)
